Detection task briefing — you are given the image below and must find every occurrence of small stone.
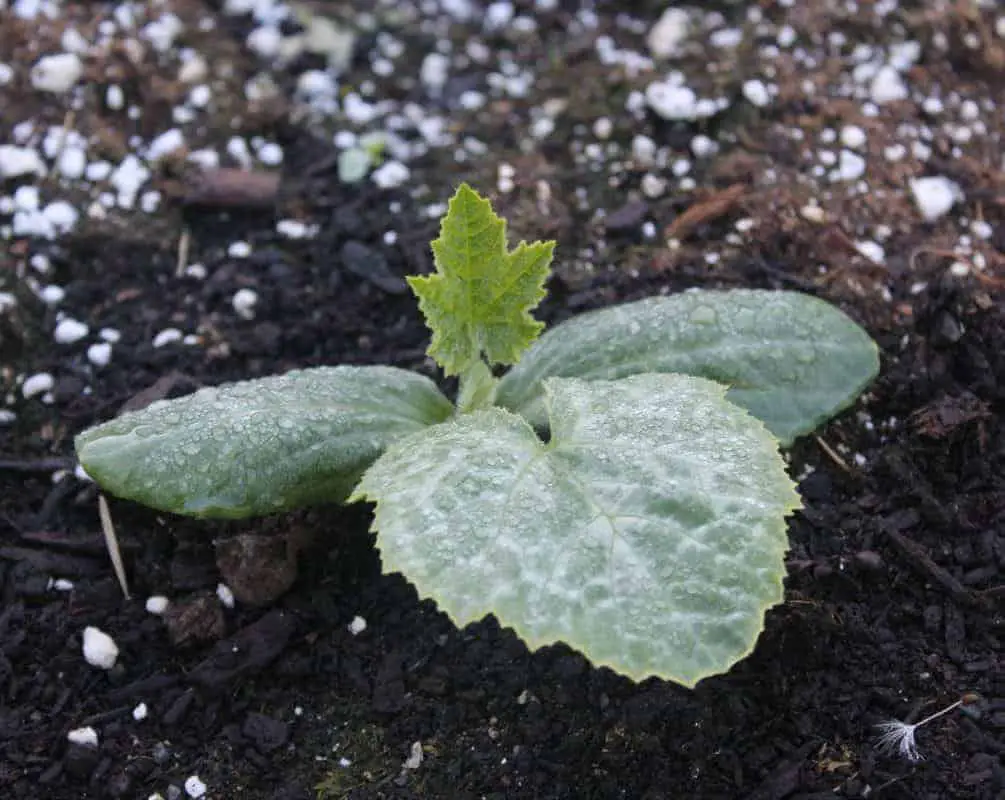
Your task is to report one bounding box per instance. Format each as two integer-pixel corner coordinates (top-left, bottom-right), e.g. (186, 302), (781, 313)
(840, 125), (867, 149)
(646, 81), (698, 120)
(631, 134), (657, 166)
(247, 26), (281, 59)
(83, 626), (119, 669)
(647, 8), (690, 59)
(151, 741), (172, 765)
(87, 342), (112, 367)
(163, 593), (226, 647)
(188, 85), (212, 109)
(146, 595), (170, 615)
(44, 201), (79, 235)
(800, 204), (826, 223)
(216, 583), (235, 608)
(832, 150), (866, 182)
(420, 52), (450, 93)
(690, 135), (718, 158)
(855, 240), (885, 264)
(484, 1), (514, 31)
(742, 79), (771, 107)
(371, 160), (410, 189)
(39, 285), (65, 305)
(257, 141), (282, 165)
(147, 129), (186, 162)
(58, 146), (87, 178)
(227, 240), (252, 258)
(184, 776), (206, 799)
(403, 741), (423, 770)
(152, 328), (183, 348)
(215, 533), (300, 606)
(592, 116), (613, 140)
(232, 288), (258, 320)
(31, 53), (83, 93)
(54, 318), (89, 344)
(640, 173), (667, 199)
(22, 372), (55, 398)
(909, 176), (962, 222)
(348, 615), (367, 636)
(0, 145), (46, 178)
(67, 727), (99, 747)
(276, 219), (316, 239)
(869, 65), (907, 104)
(338, 148), (372, 183)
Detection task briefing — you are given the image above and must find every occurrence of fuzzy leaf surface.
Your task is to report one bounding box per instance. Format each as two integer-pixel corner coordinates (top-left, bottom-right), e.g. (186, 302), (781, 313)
(407, 183), (554, 375)
(76, 366), (453, 518)
(352, 374), (800, 686)
(495, 289), (879, 446)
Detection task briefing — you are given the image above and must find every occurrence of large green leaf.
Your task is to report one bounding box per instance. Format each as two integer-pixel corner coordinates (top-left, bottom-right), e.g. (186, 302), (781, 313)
(352, 374), (800, 686)
(408, 183), (554, 376)
(76, 366), (454, 518)
(495, 289), (879, 446)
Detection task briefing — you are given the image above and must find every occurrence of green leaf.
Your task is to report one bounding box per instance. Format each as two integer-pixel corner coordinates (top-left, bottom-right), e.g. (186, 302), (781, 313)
(76, 366), (454, 519)
(352, 374), (800, 686)
(495, 289), (879, 446)
(407, 183), (555, 376)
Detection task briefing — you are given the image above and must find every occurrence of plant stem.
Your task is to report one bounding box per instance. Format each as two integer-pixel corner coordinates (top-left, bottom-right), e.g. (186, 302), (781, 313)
(456, 359), (498, 413)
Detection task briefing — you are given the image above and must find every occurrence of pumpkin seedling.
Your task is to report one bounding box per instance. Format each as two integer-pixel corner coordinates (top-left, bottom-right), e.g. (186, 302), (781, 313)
(76, 184), (879, 685)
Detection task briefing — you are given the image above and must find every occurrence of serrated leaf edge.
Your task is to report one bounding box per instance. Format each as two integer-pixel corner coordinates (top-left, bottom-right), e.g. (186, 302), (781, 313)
(352, 374), (801, 687)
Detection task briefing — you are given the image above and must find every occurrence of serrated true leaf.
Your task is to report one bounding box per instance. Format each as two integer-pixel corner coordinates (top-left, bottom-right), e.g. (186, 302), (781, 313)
(76, 366), (453, 519)
(407, 183), (554, 376)
(352, 374), (800, 686)
(495, 289), (879, 446)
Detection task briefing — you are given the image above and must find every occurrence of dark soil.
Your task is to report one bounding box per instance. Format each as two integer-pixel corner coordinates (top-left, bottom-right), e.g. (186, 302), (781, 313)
(1, 2), (1003, 799)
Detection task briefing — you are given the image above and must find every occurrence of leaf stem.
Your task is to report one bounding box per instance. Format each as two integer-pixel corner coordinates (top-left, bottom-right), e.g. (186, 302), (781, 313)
(456, 359), (498, 413)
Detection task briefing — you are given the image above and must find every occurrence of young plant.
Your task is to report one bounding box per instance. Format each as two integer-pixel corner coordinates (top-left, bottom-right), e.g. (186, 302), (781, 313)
(76, 184), (879, 686)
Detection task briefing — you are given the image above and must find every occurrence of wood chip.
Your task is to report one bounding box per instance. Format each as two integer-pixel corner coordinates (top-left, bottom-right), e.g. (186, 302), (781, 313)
(182, 168), (280, 208)
(664, 184), (746, 242)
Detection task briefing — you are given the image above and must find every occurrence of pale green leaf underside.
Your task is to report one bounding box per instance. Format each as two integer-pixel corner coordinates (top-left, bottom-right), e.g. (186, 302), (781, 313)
(352, 374), (800, 686)
(495, 289), (879, 446)
(76, 366), (453, 519)
(408, 183), (554, 375)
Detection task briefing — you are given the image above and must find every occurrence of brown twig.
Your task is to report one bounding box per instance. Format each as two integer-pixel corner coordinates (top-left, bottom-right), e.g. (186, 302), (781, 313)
(883, 525), (990, 610)
(664, 184), (746, 242)
(175, 226), (191, 278)
(182, 168), (280, 208)
(814, 435), (853, 474)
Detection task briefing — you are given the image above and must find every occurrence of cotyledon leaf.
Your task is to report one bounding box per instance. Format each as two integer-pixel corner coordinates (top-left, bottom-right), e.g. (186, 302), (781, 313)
(352, 374), (801, 686)
(494, 289), (880, 446)
(75, 366), (454, 519)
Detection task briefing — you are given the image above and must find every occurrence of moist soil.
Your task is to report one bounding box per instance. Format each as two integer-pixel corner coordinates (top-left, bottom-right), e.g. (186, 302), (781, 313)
(1, 2), (1003, 799)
